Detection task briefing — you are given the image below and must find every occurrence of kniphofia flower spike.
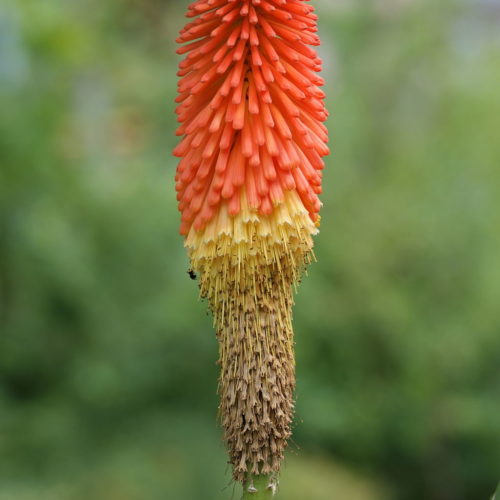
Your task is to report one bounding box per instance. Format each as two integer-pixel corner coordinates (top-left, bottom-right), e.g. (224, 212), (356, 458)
(174, 0), (329, 492)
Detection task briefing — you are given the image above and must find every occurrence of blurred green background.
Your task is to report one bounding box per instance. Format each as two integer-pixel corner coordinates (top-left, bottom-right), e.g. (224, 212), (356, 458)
(1, 0), (499, 499)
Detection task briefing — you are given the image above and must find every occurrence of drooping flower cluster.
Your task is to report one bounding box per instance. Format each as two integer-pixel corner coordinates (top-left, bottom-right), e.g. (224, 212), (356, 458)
(174, 0), (329, 488)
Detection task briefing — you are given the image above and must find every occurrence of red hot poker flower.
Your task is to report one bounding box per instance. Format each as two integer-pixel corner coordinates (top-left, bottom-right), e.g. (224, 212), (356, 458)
(174, 0), (329, 493)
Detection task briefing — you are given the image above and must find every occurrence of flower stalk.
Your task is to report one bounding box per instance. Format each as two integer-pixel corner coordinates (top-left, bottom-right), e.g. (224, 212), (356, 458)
(243, 473), (276, 498)
(174, 0), (329, 489)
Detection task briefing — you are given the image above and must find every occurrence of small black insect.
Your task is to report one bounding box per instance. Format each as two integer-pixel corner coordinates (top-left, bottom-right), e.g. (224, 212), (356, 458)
(188, 269), (197, 280)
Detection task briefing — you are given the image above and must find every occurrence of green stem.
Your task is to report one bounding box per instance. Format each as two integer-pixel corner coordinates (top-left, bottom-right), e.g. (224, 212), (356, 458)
(242, 474), (276, 499)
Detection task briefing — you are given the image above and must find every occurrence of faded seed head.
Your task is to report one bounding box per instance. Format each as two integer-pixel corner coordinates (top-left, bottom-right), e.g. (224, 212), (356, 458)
(186, 192), (316, 481)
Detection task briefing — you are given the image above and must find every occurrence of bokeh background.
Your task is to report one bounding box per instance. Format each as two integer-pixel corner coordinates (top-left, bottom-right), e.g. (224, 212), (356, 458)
(1, 0), (499, 499)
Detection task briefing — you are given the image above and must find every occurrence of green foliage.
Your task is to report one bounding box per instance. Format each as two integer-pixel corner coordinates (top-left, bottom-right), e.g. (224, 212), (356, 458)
(1, 0), (499, 499)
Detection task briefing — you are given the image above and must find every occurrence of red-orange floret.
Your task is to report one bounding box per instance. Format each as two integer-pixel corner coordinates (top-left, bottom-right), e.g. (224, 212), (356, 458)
(174, 0), (329, 236)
